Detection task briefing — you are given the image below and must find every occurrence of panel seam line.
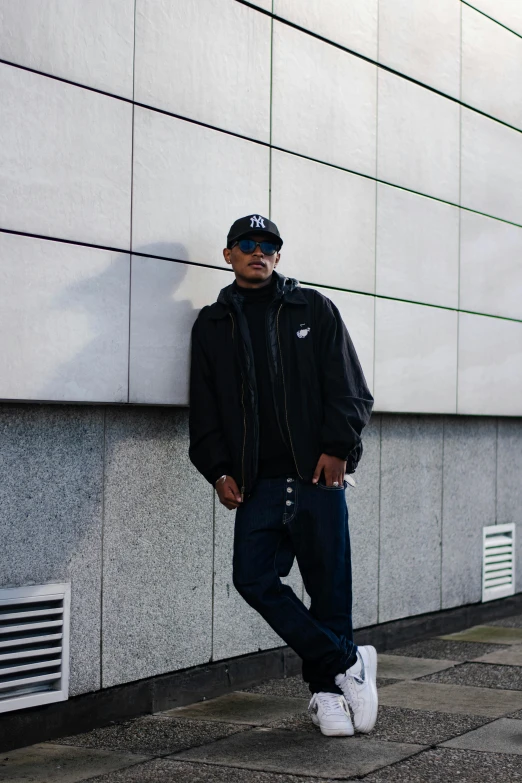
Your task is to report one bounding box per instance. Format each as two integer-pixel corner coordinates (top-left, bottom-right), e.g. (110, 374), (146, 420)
(1, 227), (521, 323)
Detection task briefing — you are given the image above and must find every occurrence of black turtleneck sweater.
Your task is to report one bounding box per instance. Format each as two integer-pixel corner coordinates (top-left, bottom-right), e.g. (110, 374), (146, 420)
(234, 277), (296, 479)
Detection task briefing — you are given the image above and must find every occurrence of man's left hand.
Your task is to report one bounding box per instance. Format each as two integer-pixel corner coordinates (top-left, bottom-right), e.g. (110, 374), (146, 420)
(312, 454), (347, 487)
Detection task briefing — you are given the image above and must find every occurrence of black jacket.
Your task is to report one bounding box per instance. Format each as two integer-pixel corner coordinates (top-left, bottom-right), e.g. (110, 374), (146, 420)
(189, 271), (374, 497)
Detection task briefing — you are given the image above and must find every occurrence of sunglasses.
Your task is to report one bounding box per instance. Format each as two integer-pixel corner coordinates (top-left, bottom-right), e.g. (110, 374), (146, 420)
(232, 238), (280, 256)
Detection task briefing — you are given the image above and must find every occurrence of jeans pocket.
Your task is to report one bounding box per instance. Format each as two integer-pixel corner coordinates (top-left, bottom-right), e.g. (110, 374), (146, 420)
(316, 480), (348, 491)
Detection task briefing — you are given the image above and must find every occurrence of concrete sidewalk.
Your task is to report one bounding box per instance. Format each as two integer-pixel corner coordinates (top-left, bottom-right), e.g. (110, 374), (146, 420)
(2, 615), (522, 782)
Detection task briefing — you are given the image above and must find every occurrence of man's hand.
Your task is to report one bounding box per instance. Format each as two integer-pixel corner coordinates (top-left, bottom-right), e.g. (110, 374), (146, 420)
(312, 454), (347, 487)
(215, 475), (242, 509)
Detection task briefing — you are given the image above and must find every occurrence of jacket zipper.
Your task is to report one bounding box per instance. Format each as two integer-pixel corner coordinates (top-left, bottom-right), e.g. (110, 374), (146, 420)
(276, 303), (303, 480)
(230, 313), (247, 501)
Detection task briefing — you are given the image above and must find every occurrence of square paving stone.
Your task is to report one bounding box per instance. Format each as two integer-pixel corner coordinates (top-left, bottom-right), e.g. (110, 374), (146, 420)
(420, 662), (522, 691)
(162, 692), (309, 725)
(378, 680), (522, 716)
(361, 707), (490, 746)
(377, 677), (402, 688)
(439, 625), (522, 645)
(378, 654), (457, 680)
(82, 757), (323, 782)
(474, 643), (522, 666)
(362, 747), (522, 783)
(49, 716), (247, 756)
(386, 638), (510, 661)
(268, 706), (489, 745)
(442, 718), (522, 755)
(0, 743), (148, 783)
(174, 728), (425, 778)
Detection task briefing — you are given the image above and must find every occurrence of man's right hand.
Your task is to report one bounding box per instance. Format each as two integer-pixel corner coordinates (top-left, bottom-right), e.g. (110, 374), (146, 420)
(215, 475), (242, 510)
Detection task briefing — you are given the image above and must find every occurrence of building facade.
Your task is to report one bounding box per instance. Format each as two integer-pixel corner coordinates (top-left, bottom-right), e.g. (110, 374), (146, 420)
(1, 0), (521, 703)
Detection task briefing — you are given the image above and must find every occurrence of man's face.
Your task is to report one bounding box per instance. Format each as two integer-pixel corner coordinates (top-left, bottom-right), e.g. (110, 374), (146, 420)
(223, 233), (281, 288)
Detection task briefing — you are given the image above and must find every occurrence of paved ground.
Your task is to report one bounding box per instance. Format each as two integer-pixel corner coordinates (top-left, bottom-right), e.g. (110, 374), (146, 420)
(2, 615), (522, 782)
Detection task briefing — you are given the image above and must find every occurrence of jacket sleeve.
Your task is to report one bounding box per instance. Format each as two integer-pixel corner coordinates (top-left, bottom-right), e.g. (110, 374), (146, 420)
(315, 294), (374, 471)
(189, 315), (233, 486)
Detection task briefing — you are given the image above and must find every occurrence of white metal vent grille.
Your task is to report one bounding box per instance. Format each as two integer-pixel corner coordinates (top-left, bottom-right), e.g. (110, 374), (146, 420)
(0, 583), (70, 714)
(482, 524), (516, 603)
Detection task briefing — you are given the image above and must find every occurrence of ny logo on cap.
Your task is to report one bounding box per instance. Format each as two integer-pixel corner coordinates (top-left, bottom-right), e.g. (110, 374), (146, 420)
(249, 215), (266, 229)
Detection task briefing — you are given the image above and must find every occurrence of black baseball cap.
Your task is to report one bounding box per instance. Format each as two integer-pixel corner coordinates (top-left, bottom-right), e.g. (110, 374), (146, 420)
(227, 214), (283, 248)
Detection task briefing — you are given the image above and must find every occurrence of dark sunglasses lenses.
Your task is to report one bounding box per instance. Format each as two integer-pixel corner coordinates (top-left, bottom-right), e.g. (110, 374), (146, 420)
(237, 239), (279, 255)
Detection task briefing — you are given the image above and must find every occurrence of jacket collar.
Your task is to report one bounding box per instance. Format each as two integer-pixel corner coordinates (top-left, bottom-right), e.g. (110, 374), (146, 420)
(210, 271), (306, 319)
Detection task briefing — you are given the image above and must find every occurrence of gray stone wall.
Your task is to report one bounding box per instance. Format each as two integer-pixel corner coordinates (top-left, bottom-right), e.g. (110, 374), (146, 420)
(1, 403), (520, 697)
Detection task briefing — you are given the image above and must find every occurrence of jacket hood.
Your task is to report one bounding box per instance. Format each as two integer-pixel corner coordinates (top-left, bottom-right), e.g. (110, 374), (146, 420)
(216, 270), (304, 308)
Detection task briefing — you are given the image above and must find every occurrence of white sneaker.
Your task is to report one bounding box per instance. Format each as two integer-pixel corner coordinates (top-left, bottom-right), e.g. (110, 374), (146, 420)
(335, 645), (378, 733)
(308, 692), (354, 737)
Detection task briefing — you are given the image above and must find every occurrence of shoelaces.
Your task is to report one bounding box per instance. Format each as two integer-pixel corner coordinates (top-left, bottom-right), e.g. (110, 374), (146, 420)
(315, 692), (347, 716)
(338, 673), (359, 706)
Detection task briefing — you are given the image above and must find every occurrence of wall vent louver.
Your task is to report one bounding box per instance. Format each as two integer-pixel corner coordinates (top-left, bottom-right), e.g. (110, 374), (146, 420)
(0, 583), (70, 714)
(482, 524), (516, 603)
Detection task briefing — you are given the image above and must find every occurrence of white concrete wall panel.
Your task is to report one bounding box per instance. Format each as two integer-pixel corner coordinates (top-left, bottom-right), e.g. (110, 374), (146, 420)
(377, 71), (460, 203)
(378, 0), (461, 98)
(0, 234), (130, 403)
(249, 0), (272, 10)
(460, 211), (522, 321)
(273, 0), (378, 59)
(271, 150), (376, 294)
(0, 65), (132, 247)
(457, 313), (522, 416)
(462, 5), (522, 130)
(376, 185), (459, 309)
(272, 22), (377, 175)
(129, 259), (231, 405)
(135, 0), (271, 142)
(466, 0), (522, 37)
(0, 0), (134, 98)
(311, 287), (375, 395)
(132, 107), (269, 266)
(374, 299), (458, 414)
(461, 109), (522, 225)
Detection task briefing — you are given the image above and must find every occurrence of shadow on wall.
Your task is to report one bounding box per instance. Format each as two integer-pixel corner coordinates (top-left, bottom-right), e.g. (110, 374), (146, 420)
(36, 242), (206, 405)
(22, 243), (220, 691)
(130, 243), (196, 405)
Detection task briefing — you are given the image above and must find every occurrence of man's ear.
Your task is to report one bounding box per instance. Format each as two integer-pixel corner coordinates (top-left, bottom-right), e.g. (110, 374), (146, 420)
(223, 247), (232, 264)
(274, 252), (281, 267)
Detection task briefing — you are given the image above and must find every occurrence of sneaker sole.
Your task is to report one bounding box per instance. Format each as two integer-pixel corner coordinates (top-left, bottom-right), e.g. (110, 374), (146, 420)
(319, 726), (355, 737)
(310, 714), (354, 737)
(354, 645), (378, 734)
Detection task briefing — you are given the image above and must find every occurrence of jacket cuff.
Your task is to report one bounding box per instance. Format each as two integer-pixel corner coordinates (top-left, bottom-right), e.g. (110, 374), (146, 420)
(321, 442), (363, 474)
(208, 464), (233, 487)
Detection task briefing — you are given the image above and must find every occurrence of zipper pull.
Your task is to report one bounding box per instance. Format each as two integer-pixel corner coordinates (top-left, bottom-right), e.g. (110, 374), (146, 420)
(241, 487), (245, 503)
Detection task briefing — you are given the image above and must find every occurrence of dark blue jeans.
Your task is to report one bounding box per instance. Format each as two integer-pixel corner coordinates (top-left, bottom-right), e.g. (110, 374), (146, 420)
(233, 476), (357, 694)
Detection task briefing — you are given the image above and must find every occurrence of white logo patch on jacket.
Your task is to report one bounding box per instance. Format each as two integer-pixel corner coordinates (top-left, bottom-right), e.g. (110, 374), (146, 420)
(296, 324), (311, 339)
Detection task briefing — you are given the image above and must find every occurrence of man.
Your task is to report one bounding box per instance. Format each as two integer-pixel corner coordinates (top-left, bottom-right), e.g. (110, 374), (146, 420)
(189, 214), (377, 737)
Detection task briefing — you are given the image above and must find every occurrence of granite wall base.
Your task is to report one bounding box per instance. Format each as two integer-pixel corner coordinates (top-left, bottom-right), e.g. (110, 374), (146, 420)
(1, 403), (520, 700)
